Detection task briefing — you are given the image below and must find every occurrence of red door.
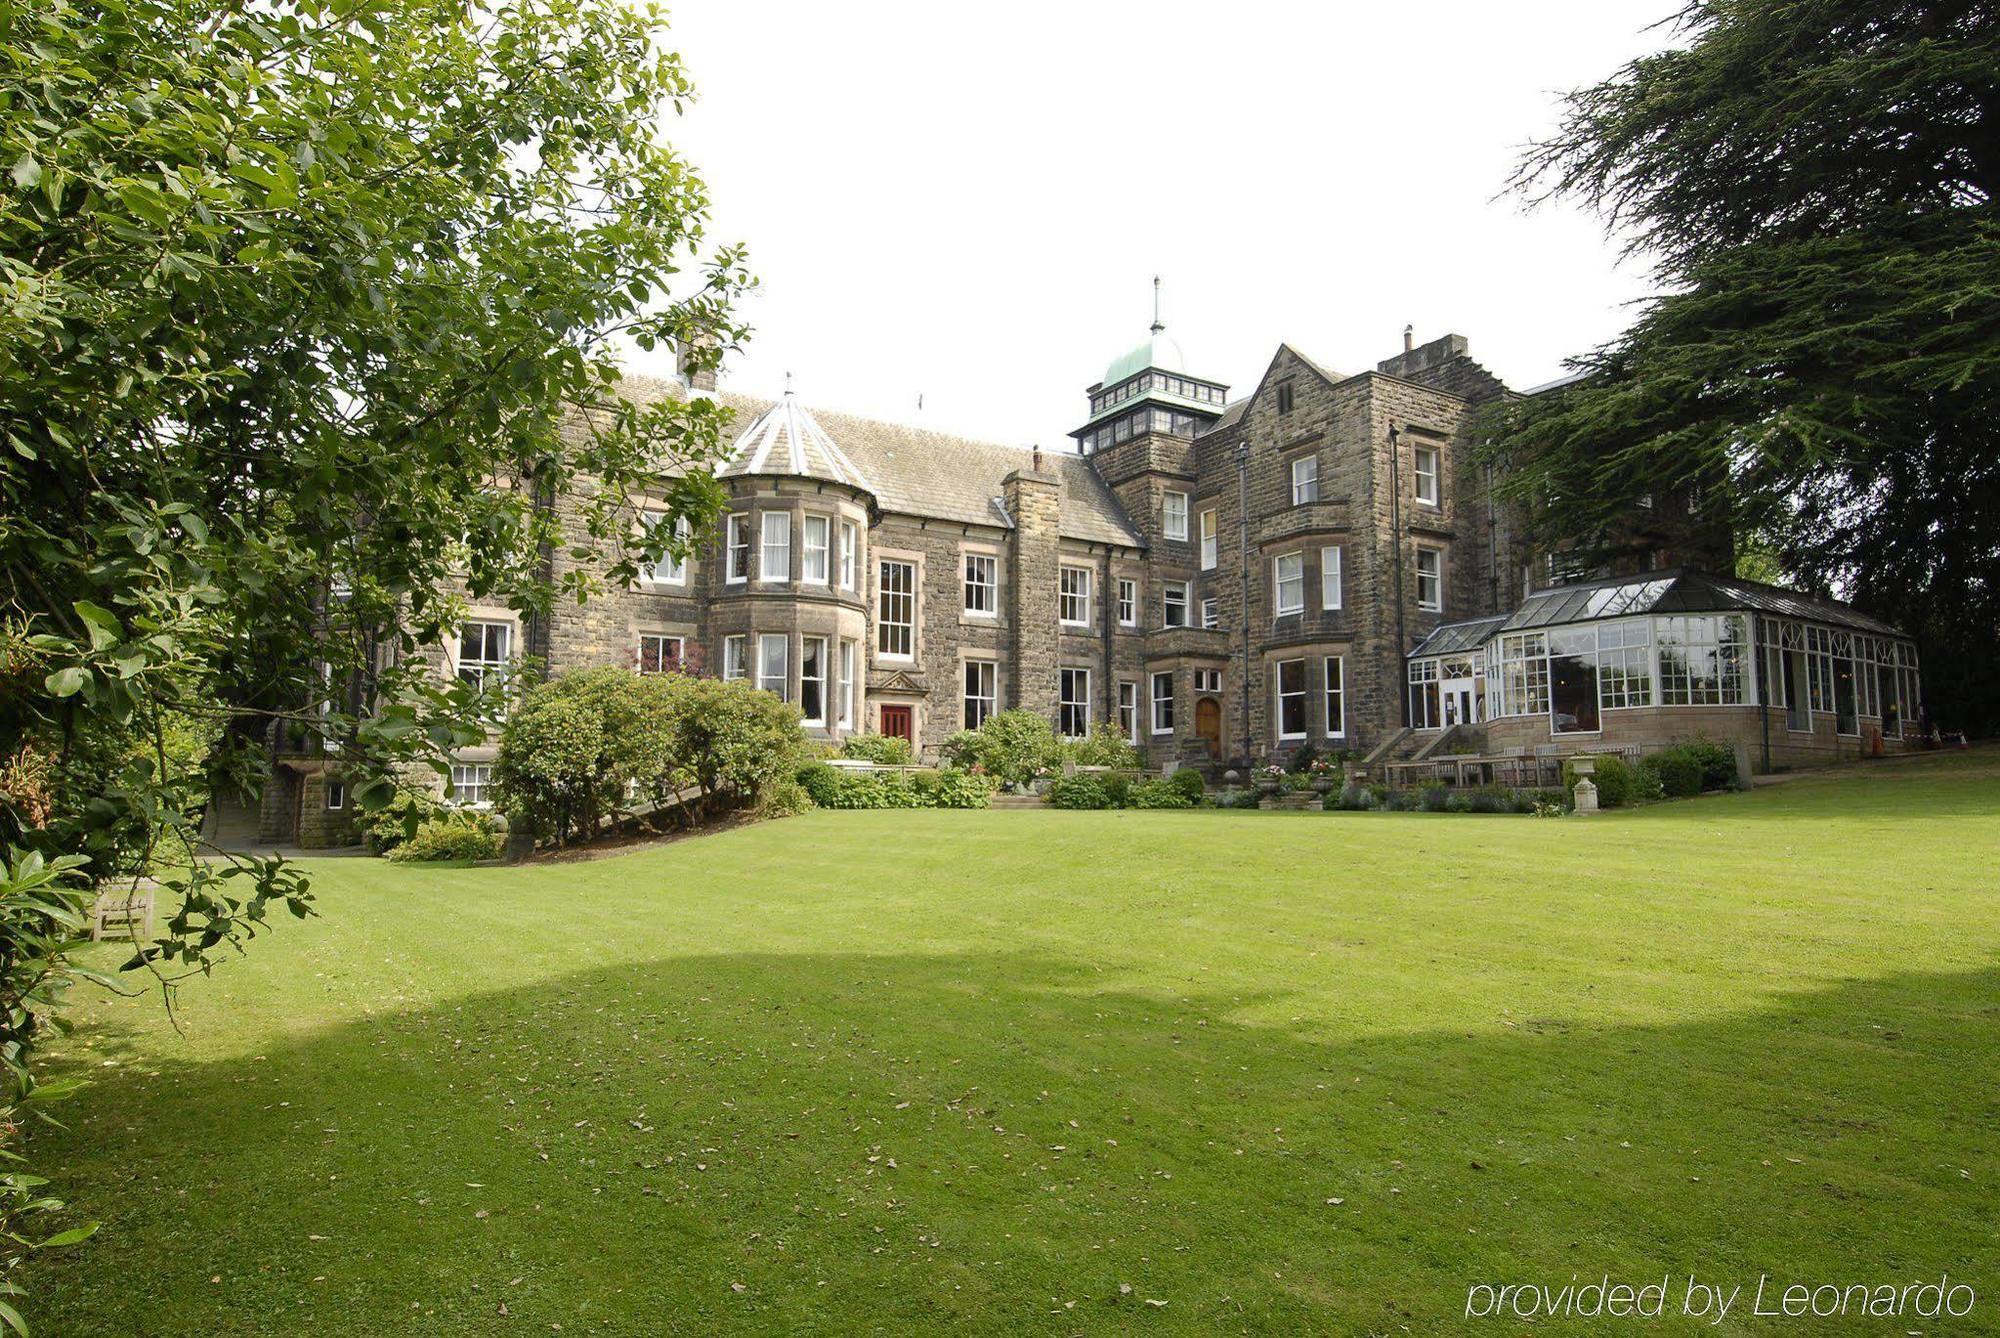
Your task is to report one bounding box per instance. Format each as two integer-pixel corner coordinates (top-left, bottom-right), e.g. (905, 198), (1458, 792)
(879, 704), (913, 743)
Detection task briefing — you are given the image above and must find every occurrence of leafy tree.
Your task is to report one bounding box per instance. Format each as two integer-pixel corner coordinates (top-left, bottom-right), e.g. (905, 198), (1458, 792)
(0, 0), (746, 1299)
(1483, 0), (2000, 733)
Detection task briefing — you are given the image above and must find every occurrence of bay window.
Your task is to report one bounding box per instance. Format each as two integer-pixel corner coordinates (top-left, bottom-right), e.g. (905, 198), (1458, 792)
(802, 515), (830, 584)
(1273, 552), (1304, 616)
(1276, 658), (1307, 739)
(760, 512), (791, 582)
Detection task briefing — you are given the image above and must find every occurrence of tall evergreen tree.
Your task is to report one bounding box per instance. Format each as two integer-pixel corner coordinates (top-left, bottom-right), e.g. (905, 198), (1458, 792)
(1483, 0), (2000, 734)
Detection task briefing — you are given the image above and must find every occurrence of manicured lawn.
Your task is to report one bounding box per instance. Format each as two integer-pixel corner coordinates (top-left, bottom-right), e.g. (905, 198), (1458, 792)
(29, 752), (2000, 1334)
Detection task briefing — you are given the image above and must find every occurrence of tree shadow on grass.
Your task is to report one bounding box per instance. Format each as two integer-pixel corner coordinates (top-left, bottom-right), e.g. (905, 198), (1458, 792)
(27, 952), (2000, 1336)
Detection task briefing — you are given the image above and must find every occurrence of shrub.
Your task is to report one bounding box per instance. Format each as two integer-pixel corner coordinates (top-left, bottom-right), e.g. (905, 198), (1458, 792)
(359, 785), (450, 853)
(940, 710), (1063, 788)
(1675, 737), (1740, 791)
(1048, 775), (1112, 809)
(840, 734), (913, 766)
(1334, 780), (1375, 811)
(1418, 782), (1452, 812)
(385, 812), (501, 863)
(1168, 768), (1206, 803)
(1222, 787), (1264, 809)
(1127, 778), (1195, 809)
(1467, 786), (1512, 815)
(1562, 754), (1637, 808)
(1445, 790), (1475, 813)
(1641, 749), (1702, 798)
(796, 760), (843, 808)
(1101, 774), (1133, 808)
(797, 765), (993, 810)
(1628, 766), (1666, 804)
(915, 769), (998, 809)
(1286, 742), (1318, 774)
(1066, 723), (1141, 770)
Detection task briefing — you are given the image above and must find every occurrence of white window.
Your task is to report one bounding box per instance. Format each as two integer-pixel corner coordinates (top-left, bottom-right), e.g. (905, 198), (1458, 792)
(757, 633), (789, 700)
(640, 512), (690, 586)
(760, 512), (791, 582)
(1117, 578), (1137, 626)
(802, 515), (830, 584)
(838, 640), (856, 727)
(1201, 597), (1218, 629)
(1198, 508), (1218, 569)
(449, 763), (493, 807)
(964, 660), (997, 730)
(722, 634), (746, 682)
(637, 633), (683, 674)
(1150, 671), (1175, 735)
(1118, 681), (1139, 744)
(838, 521), (859, 590)
(1193, 668), (1222, 693)
(1324, 656), (1346, 737)
(878, 559), (915, 658)
(325, 780), (346, 811)
(1416, 546), (1443, 612)
(1290, 455), (1319, 505)
(799, 636), (826, 724)
(1414, 446), (1440, 507)
(1162, 491), (1189, 541)
(725, 514), (749, 584)
(1163, 581), (1188, 628)
(964, 552), (997, 616)
(1276, 658), (1307, 739)
(1059, 565), (1092, 626)
(1058, 667), (1090, 738)
(1320, 546), (1343, 611)
(1273, 552), (1304, 616)
(456, 620), (511, 694)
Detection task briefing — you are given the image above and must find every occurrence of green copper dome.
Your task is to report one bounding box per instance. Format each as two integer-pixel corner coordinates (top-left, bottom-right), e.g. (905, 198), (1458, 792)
(1101, 333), (1185, 389)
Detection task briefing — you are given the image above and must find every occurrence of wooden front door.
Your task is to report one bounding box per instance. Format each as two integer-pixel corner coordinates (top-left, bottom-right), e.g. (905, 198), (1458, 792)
(879, 704), (913, 743)
(1194, 697), (1222, 756)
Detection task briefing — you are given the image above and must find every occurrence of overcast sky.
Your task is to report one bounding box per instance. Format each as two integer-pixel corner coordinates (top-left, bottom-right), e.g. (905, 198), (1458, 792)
(644, 1), (1681, 447)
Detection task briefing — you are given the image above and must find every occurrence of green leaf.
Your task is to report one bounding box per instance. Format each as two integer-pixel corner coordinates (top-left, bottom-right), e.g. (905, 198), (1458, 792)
(0, 1295), (25, 1335)
(10, 153), (39, 190)
(73, 601), (122, 651)
(44, 667), (88, 698)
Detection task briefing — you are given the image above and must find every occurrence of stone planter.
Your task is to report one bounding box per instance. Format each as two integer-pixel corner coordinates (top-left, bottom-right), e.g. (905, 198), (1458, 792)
(1255, 776), (1282, 796)
(1310, 775), (1334, 795)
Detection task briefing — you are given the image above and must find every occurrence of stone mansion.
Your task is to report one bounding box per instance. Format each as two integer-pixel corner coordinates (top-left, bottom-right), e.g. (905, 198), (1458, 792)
(254, 322), (1924, 843)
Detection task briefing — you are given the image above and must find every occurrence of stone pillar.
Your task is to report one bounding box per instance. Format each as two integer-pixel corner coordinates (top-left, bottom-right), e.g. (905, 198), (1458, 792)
(1003, 465), (1061, 715)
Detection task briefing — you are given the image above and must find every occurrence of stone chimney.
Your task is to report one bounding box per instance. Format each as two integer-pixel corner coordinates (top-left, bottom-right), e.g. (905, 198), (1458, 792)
(1003, 461), (1062, 713)
(1376, 332), (1507, 402)
(676, 338), (718, 393)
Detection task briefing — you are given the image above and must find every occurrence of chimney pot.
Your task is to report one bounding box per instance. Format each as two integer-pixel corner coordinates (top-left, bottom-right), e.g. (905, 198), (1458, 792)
(1403, 324), (1414, 353)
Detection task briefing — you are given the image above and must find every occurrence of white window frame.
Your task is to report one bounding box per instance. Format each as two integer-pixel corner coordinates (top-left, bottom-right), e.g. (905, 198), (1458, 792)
(456, 620), (512, 695)
(801, 515), (830, 585)
(1058, 667), (1091, 739)
(640, 512), (690, 587)
(636, 633), (683, 675)
(757, 632), (789, 700)
(1416, 546), (1443, 612)
(725, 513), (749, 584)
(1162, 490), (1189, 542)
(838, 520), (859, 591)
(325, 780), (346, 811)
(1273, 552), (1305, 617)
(760, 511), (791, 583)
(838, 640), (857, 728)
(1118, 681), (1139, 744)
(1275, 657), (1308, 740)
(1324, 656), (1346, 738)
(1290, 455), (1319, 505)
(877, 558), (916, 660)
(963, 552), (998, 617)
(1163, 580), (1189, 628)
(449, 763), (493, 808)
(1117, 577), (1138, 627)
(1201, 597), (1218, 630)
(722, 634), (746, 682)
(1320, 546), (1343, 611)
(1150, 671), (1175, 735)
(799, 636), (827, 725)
(964, 659), (997, 730)
(1198, 507), (1218, 569)
(1414, 446), (1441, 507)
(1059, 565), (1093, 627)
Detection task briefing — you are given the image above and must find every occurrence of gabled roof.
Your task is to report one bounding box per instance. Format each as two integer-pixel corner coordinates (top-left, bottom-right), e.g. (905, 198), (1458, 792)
(1409, 616), (1508, 659)
(613, 376), (1142, 549)
(1498, 569), (1907, 637)
(718, 392), (876, 493)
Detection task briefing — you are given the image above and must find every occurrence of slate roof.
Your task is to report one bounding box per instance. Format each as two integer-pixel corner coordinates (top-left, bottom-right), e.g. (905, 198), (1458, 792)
(615, 376), (1142, 549)
(1497, 569), (1907, 637)
(719, 393), (876, 492)
(1408, 616), (1508, 659)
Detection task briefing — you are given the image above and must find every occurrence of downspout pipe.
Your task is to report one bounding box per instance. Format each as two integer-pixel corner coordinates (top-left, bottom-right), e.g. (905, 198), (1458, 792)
(1389, 425), (1407, 727)
(1236, 440), (1252, 767)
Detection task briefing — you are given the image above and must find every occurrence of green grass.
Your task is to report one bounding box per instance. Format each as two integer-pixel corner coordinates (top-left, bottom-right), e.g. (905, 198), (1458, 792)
(28, 752), (2000, 1334)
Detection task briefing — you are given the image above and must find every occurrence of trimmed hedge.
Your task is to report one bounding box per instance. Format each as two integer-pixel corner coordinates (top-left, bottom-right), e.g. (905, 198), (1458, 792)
(796, 763), (995, 810)
(384, 812), (501, 863)
(1047, 774), (1111, 809)
(839, 734), (914, 766)
(1127, 778), (1196, 809)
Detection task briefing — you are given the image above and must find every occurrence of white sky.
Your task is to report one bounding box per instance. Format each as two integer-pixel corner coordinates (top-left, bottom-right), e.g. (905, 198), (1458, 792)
(642, 0), (1679, 447)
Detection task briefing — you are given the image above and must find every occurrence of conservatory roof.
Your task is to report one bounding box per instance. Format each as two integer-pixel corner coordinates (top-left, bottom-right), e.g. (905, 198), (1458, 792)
(1408, 616), (1507, 659)
(1496, 569), (1907, 637)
